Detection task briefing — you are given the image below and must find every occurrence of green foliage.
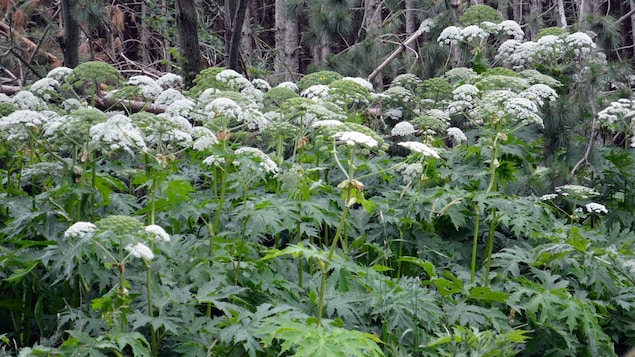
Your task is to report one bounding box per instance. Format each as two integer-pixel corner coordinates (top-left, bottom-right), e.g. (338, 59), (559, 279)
(460, 5), (503, 26)
(0, 102), (16, 116)
(537, 26), (569, 39)
(64, 61), (121, 95)
(262, 87), (299, 110)
(418, 77), (453, 103)
(297, 70), (343, 91)
(189, 67), (226, 98)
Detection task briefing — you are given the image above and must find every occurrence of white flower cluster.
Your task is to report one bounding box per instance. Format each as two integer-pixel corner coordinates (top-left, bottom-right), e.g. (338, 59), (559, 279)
(453, 84), (479, 102)
(461, 25), (489, 43)
(203, 155), (226, 167)
(13, 91), (46, 110)
(126, 242), (155, 260)
(64, 221), (97, 239)
(190, 126), (218, 151)
(216, 69), (251, 90)
(391, 121), (416, 137)
(206, 97), (244, 121)
(438, 26), (461, 46)
(0, 109), (45, 141)
(539, 193), (558, 201)
(565, 32), (596, 57)
(251, 78), (271, 91)
(301, 85), (331, 102)
(89, 115), (147, 154)
(276, 81), (299, 92)
(495, 39), (521, 64)
(30, 78), (59, 100)
(155, 88), (185, 106)
(235, 147), (279, 174)
(156, 73), (183, 89)
(383, 86), (413, 104)
(343, 77), (374, 91)
(20, 162), (65, 182)
(46, 66), (73, 82)
(398, 141), (440, 158)
(496, 20), (524, 41)
(584, 202), (608, 214)
(555, 184), (599, 199)
(447, 127), (467, 144)
(126, 75), (163, 98)
(506, 41), (539, 66)
(536, 35), (566, 59)
(444, 67), (478, 85)
(332, 131), (378, 148)
(505, 97), (544, 128)
(145, 224), (171, 241)
(597, 98), (635, 131)
(311, 119), (344, 129)
(520, 84), (558, 106)
(400, 163), (423, 185)
(165, 98), (196, 118)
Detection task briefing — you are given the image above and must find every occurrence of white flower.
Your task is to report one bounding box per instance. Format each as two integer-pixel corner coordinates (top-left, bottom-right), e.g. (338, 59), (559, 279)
(301, 85), (330, 102)
(585, 202), (608, 214)
(400, 163), (423, 185)
(497, 20), (524, 40)
(383, 108), (403, 120)
(504, 97), (543, 127)
(145, 225), (170, 241)
(391, 121), (416, 136)
(127, 75), (163, 98)
(64, 222), (97, 239)
(452, 84), (479, 102)
(332, 131), (378, 148)
(235, 147), (279, 174)
(46, 66), (73, 82)
(30, 78), (59, 100)
(89, 115), (147, 154)
(555, 184), (599, 199)
(216, 69), (250, 90)
(251, 78), (271, 91)
(125, 242), (155, 260)
(398, 141), (440, 158)
(156, 73), (182, 89)
(203, 155), (226, 167)
(12, 90), (46, 110)
(520, 84), (558, 106)
(623, 259), (635, 273)
(508, 41), (539, 66)
(165, 99), (195, 118)
(447, 127), (467, 144)
(190, 126), (218, 151)
(495, 39), (522, 63)
(311, 120), (344, 129)
(460, 25), (488, 43)
(205, 98), (243, 120)
(539, 193), (558, 201)
(0, 109), (45, 141)
(438, 26), (461, 46)
(566, 32), (596, 57)
(276, 81), (299, 92)
(343, 77), (374, 91)
(155, 88), (185, 106)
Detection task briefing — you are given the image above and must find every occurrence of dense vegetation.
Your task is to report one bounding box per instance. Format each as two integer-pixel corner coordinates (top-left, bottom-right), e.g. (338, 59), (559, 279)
(2, 5), (635, 357)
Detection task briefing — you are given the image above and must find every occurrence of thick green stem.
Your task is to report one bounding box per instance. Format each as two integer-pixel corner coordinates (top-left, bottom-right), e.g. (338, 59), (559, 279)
(146, 264), (158, 357)
(483, 209), (498, 287)
(471, 207), (481, 284)
(210, 166), (227, 256)
(316, 187), (352, 326)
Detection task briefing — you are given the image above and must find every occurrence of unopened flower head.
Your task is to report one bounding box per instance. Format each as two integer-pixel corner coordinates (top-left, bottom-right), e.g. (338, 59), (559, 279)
(398, 141), (440, 158)
(145, 225), (170, 241)
(64, 222), (97, 239)
(126, 242), (155, 261)
(235, 147), (279, 174)
(400, 162), (423, 185)
(391, 121), (416, 136)
(332, 131), (378, 148)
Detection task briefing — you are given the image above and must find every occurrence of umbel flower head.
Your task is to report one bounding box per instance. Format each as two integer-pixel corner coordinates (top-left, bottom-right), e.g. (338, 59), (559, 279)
(125, 242), (155, 261)
(64, 222), (97, 240)
(332, 131), (378, 148)
(145, 225), (171, 242)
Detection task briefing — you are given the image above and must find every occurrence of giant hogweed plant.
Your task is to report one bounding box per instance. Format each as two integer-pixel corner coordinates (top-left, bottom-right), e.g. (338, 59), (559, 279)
(1, 20), (635, 355)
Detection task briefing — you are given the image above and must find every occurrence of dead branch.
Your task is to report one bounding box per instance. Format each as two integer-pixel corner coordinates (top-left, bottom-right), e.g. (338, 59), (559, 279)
(0, 20), (58, 63)
(367, 21), (429, 82)
(93, 95), (167, 114)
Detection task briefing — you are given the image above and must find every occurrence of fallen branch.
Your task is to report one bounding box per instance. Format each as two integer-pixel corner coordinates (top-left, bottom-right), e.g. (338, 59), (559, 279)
(93, 95), (167, 114)
(367, 20), (429, 81)
(0, 20), (58, 63)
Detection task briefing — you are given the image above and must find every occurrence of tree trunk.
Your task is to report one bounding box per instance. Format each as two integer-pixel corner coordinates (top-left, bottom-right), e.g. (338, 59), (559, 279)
(405, 0), (416, 34)
(241, 0), (257, 63)
(274, 0), (286, 80)
(557, 0), (568, 28)
(630, 0), (635, 60)
(176, 0), (202, 87)
(527, 0), (542, 40)
(225, 0), (248, 71)
(60, 0), (80, 68)
(284, 14), (299, 81)
(140, 1), (150, 66)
